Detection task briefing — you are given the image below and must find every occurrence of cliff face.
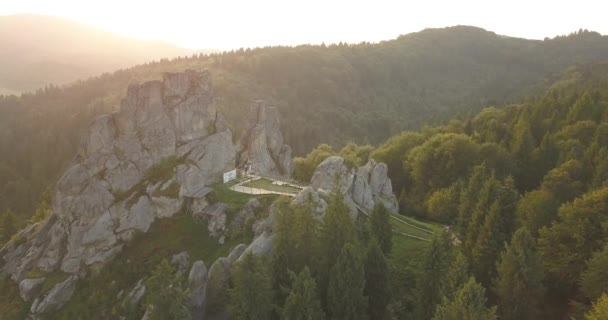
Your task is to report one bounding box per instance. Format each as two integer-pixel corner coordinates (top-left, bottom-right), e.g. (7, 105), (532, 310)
(0, 71), (237, 302)
(236, 101), (293, 177)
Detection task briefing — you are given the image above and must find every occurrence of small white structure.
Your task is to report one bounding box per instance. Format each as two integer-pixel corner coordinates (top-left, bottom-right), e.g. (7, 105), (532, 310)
(223, 169), (237, 183)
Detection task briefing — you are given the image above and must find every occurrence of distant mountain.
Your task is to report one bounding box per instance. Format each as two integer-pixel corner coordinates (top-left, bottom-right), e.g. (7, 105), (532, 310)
(0, 14), (193, 94)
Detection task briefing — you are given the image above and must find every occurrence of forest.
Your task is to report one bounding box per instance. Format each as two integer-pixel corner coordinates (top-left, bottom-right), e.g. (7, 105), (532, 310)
(285, 63), (608, 319)
(1, 27), (608, 320)
(1, 27), (608, 226)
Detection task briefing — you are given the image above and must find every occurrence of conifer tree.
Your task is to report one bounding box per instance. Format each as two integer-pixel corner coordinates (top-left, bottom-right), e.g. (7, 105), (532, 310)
(442, 252), (470, 300)
(433, 277), (497, 320)
(319, 183), (356, 302)
(416, 231), (453, 320)
(457, 164), (489, 237)
(369, 202), (392, 255)
(146, 259), (191, 320)
(230, 253), (273, 320)
(585, 294), (608, 320)
(281, 267), (325, 320)
(327, 244), (368, 320)
(494, 228), (545, 320)
(364, 240), (391, 320)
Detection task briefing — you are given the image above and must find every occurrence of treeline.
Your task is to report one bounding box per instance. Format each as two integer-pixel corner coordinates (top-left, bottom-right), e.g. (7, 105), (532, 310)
(226, 189), (394, 320)
(292, 64), (608, 319)
(2, 26), (608, 225)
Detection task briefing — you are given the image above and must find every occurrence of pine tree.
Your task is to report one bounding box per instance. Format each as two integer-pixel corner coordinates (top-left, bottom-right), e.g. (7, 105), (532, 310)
(230, 253), (273, 320)
(416, 231), (453, 320)
(585, 294), (608, 320)
(363, 240), (391, 320)
(463, 174), (499, 261)
(281, 267), (325, 320)
(320, 185), (356, 303)
(457, 164), (489, 237)
(327, 244), (368, 320)
(369, 202), (392, 255)
(442, 252), (470, 300)
(494, 228), (545, 320)
(272, 202), (300, 302)
(433, 277), (497, 320)
(146, 259), (191, 320)
(469, 177), (519, 288)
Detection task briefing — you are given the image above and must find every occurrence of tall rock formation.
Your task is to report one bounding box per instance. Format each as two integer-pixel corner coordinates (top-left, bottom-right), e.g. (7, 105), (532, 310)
(308, 156), (399, 215)
(0, 71), (236, 309)
(236, 100), (293, 177)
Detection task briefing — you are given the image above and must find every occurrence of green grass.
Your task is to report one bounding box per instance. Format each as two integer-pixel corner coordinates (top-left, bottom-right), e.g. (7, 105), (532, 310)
(242, 178), (302, 194)
(389, 215), (442, 240)
(389, 216), (443, 272)
(113, 156), (185, 205)
(25, 270), (70, 295)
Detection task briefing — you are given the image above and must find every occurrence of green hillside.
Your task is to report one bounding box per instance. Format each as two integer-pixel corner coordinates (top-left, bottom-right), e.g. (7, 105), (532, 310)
(1, 26), (608, 229)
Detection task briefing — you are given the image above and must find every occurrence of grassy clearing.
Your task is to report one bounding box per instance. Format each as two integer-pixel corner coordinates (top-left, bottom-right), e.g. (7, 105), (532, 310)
(390, 215), (442, 240)
(242, 178), (302, 194)
(25, 270), (70, 295)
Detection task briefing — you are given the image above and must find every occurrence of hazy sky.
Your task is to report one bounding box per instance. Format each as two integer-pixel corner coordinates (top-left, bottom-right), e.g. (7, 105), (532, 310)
(2, 0), (607, 50)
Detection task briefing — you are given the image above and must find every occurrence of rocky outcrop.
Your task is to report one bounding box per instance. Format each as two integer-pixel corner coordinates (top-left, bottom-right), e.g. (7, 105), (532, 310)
(229, 198), (261, 232)
(19, 278), (45, 302)
(171, 251), (191, 276)
(227, 244), (247, 263)
(125, 279), (146, 308)
(236, 101), (293, 177)
(193, 203), (228, 241)
(239, 156), (399, 264)
(30, 276), (78, 315)
(188, 260), (208, 320)
(309, 156), (399, 216)
(0, 70), (237, 283)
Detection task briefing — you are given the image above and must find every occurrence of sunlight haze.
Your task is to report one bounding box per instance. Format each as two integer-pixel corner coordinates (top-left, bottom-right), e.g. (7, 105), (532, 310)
(2, 0), (607, 49)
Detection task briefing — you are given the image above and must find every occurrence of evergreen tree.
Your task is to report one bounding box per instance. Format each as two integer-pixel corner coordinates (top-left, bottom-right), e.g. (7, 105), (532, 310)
(463, 174), (499, 261)
(433, 277), (497, 320)
(585, 294), (608, 320)
(271, 202), (300, 303)
(320, 184), (356, 302)
(469, 177), (519, 288)
(494, 228), (545, 320)
(457, 164), (489, 237)
(146, 259), (191, 320)
(281, 267), (325, 320)
(442, 252), (470, 300)
(416, 231), (453, 320)
(363, 240), (391, 320)
(369, 202), (392, 255)
(230, 253), (273, 320)
(327, 244), (368, 320)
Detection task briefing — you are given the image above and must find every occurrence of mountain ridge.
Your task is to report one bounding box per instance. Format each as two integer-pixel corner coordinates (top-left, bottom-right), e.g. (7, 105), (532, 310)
(0, 14), (194, 94)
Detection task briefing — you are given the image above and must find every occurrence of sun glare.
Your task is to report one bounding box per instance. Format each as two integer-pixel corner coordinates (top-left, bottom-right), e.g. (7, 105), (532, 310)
(1, 0), (607, 49)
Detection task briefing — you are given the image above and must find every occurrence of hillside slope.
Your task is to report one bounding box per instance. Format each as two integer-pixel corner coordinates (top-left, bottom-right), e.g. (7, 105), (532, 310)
(0, 14), (192, 94)
(1, 27), (608, 221)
